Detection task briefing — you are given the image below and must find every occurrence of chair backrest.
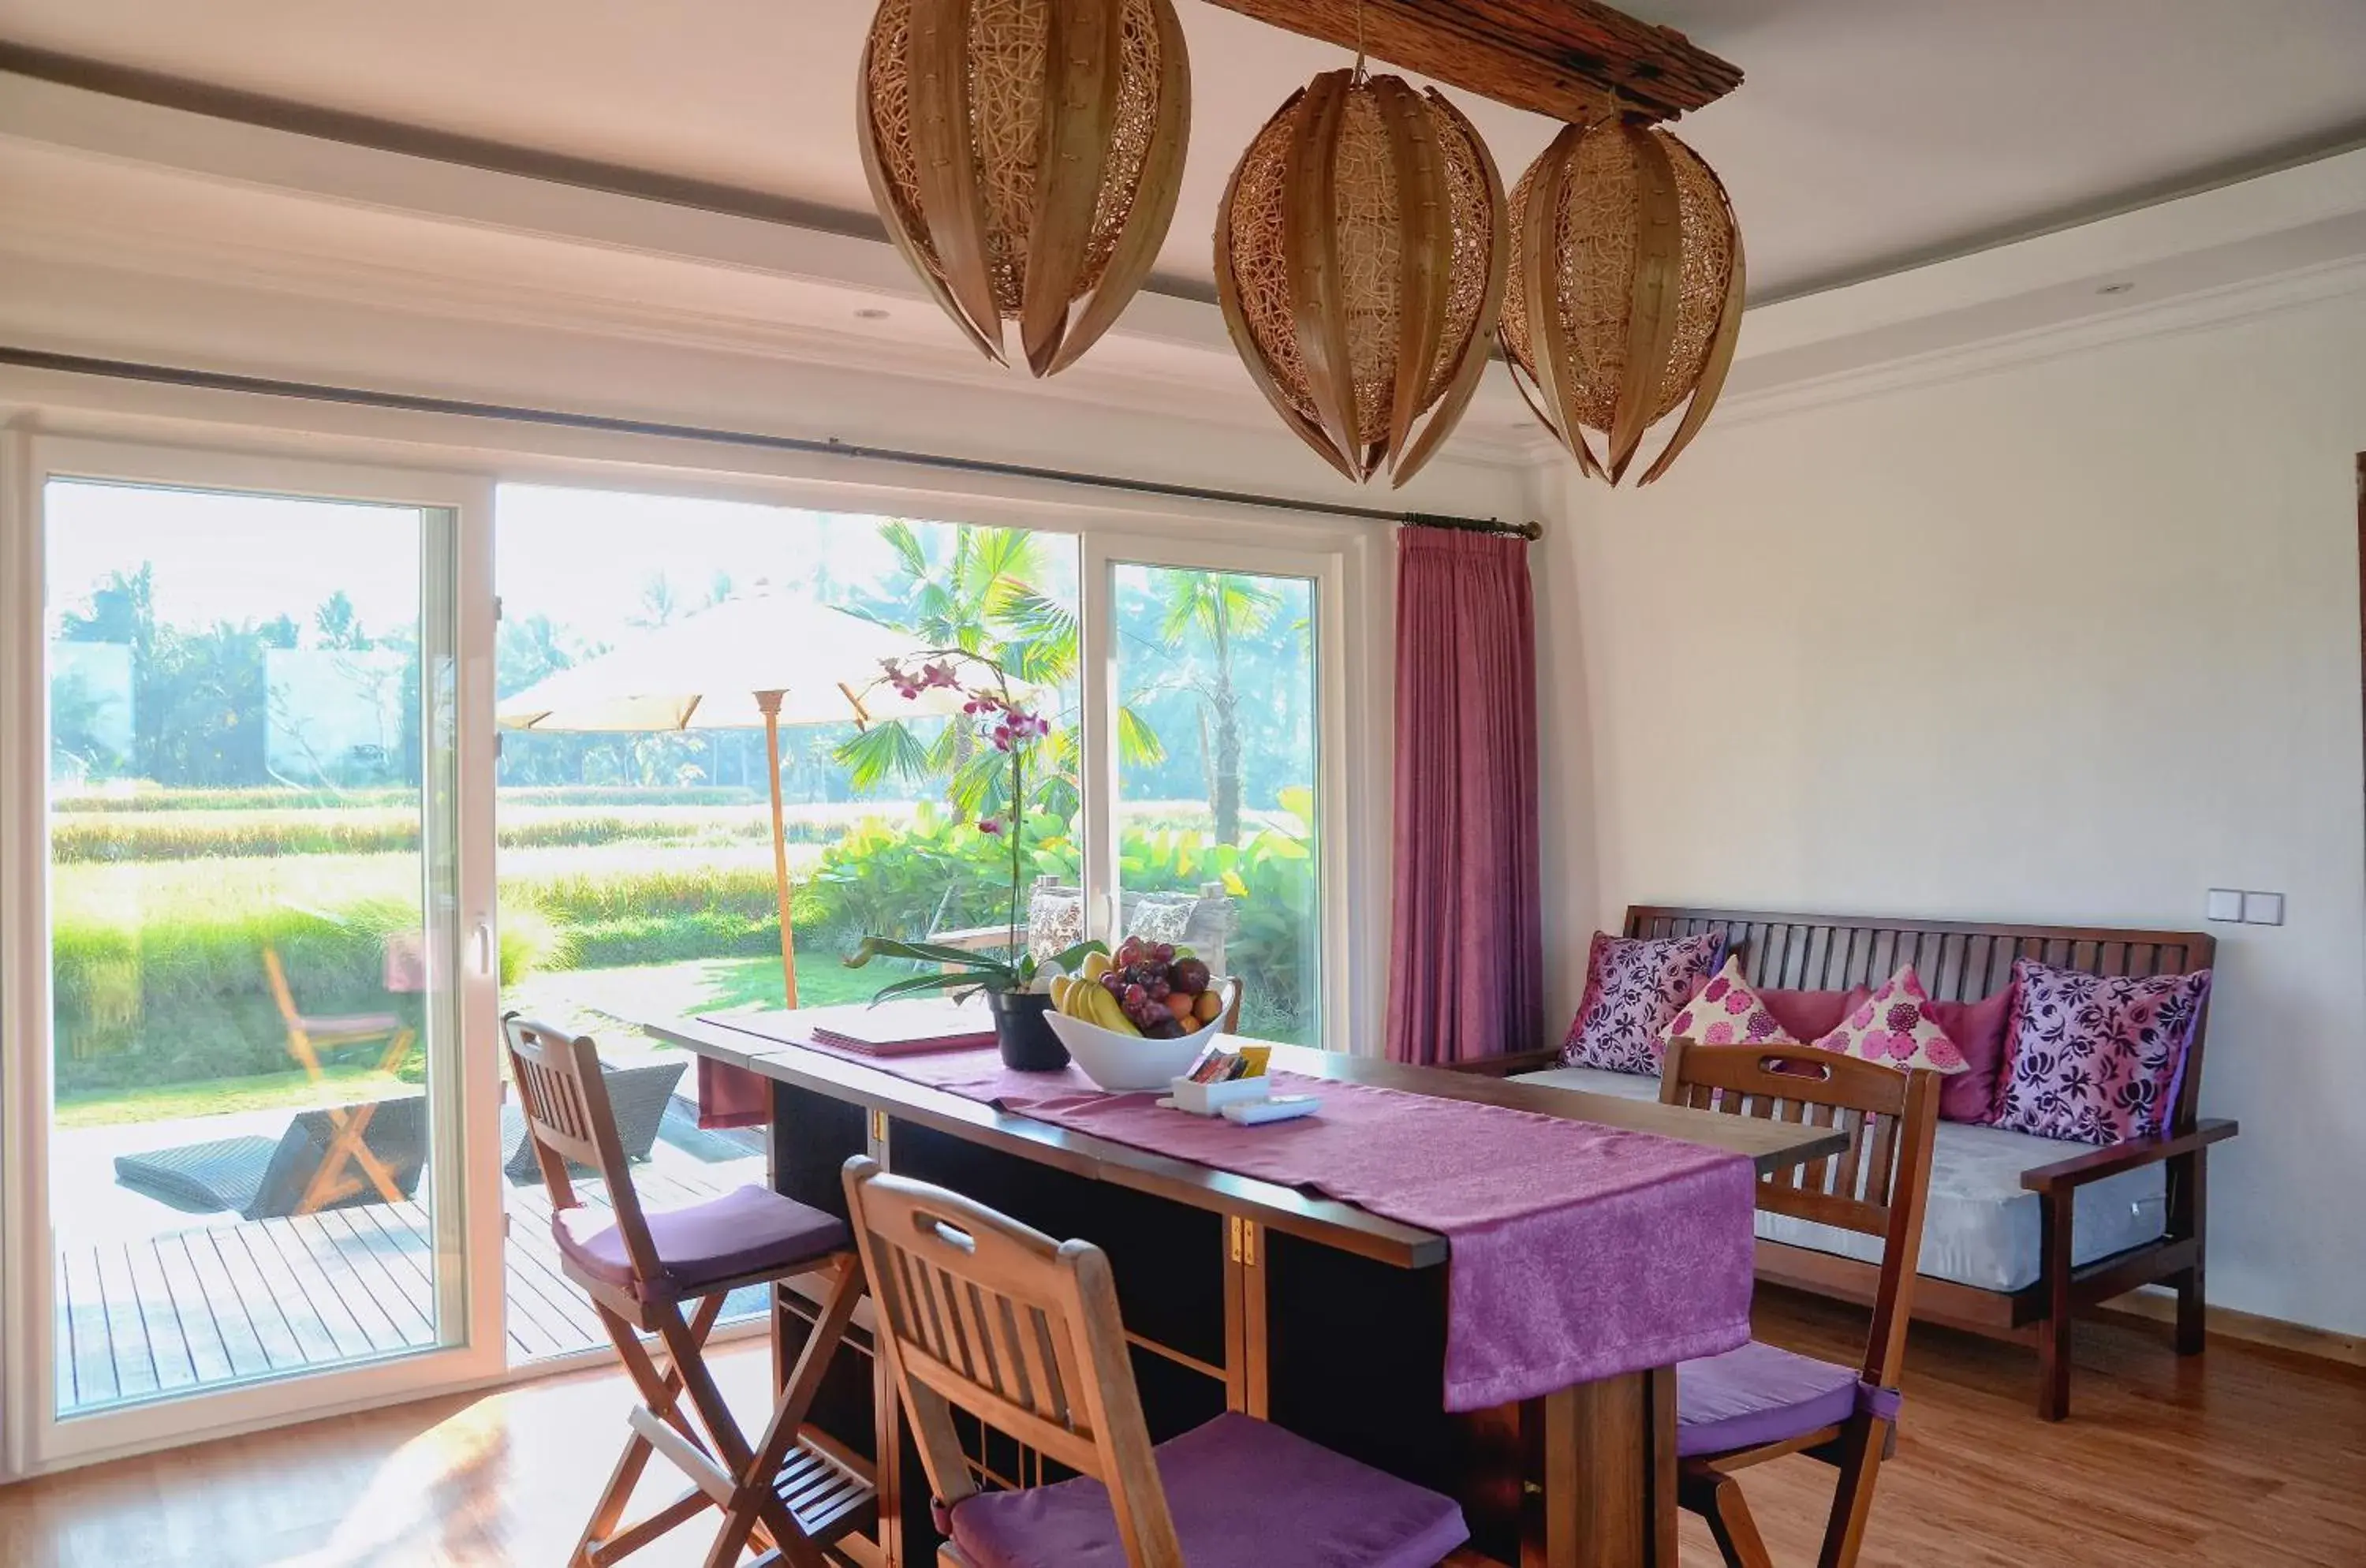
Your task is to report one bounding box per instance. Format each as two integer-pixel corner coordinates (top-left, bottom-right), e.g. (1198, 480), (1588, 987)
(1624, 905), (2217, 1133)
(261, 946), (301, 1028)
(502, 1014), (662, 1285)
(1660, 1040), (1940, 1392)
(1017, 875), (1238, 968)
(842, 1157), (1184, 1566)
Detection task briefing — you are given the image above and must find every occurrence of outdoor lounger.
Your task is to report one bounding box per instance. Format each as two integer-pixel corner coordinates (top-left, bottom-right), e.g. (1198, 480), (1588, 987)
(114, 1094), (431, 1223)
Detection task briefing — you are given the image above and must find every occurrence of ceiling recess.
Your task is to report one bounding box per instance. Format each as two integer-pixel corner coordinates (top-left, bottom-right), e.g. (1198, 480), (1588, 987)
(1194, 0), (1743, 122)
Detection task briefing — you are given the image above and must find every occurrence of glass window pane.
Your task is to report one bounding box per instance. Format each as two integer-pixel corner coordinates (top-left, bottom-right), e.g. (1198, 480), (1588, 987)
(1111, 564), (1321, 1044)
(45, 478), (453, 1417)
(494, 487), (1081, 1354)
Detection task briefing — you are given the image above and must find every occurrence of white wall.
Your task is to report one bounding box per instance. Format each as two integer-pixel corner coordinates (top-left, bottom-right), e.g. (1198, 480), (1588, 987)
(1537, 281), (2366, 1335)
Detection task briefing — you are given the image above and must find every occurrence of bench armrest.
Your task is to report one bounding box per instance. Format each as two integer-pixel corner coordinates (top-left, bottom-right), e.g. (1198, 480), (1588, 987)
(1435, 1048), (1564, 1077)
(2021, 1118), (2238, 1197)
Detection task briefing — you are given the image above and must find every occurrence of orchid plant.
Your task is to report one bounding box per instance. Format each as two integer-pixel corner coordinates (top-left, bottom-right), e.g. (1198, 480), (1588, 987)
(843, 648), (1101, 1001)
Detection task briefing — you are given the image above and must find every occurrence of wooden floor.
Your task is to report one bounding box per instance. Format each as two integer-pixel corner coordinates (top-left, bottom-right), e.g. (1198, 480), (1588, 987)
(6, 1287), (2360, 1566)
(54, 1167), (763, 1414)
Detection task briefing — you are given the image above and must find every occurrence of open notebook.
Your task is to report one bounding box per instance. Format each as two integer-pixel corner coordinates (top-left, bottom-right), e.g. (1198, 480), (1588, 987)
(800, 996), (998, 1056)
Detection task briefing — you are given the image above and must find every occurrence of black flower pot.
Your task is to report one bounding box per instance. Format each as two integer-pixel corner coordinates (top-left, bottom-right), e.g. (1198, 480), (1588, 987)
(987, 988), (1069, 1072)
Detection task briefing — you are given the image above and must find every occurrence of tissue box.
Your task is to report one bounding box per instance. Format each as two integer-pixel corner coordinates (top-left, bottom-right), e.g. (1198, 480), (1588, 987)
(1166, 1075), (1271, 1116)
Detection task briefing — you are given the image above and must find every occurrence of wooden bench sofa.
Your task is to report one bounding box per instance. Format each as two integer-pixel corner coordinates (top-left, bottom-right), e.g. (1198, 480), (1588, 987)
(1472, 905), (2239, 1421)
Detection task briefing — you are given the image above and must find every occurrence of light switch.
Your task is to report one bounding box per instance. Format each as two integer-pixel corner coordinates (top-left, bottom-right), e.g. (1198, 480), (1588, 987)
(2242, 891), (2285, 926)
(2204, 889), (2244, 924)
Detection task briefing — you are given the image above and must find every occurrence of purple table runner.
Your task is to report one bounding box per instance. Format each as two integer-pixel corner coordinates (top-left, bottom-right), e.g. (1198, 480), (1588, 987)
(700, 1014), (1756, 1412)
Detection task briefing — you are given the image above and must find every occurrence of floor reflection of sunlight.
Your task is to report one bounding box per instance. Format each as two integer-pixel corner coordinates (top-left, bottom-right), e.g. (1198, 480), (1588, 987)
(230, 1347), (775, 1568)
(267, 1401), (508, 1567)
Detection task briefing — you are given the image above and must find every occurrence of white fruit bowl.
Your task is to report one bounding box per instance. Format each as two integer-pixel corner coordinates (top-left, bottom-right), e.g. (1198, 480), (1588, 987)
(1046, 977), (1244, 1092)
(1046, 1014), (1215, 1092)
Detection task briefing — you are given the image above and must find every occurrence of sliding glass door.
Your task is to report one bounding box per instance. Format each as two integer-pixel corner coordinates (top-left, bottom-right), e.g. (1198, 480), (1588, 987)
(1084, 536), (1350, 1050)
(1, 445), (1365, 1466)
(4, 441), (502, 1465)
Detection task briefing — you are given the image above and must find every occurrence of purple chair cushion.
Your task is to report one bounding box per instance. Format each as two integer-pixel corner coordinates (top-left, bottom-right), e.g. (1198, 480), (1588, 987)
(1677, 1340), (1861, 1458)
(948, 1412), (1468, 1568)
(554, 1184), (846, 1301)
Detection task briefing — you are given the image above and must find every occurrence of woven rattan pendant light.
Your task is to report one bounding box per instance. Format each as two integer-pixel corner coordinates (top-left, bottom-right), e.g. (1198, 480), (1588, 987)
(859, 0), (1190, 376)
(1215, 68), (1508, 486)
(1499, 119), (1745, 485)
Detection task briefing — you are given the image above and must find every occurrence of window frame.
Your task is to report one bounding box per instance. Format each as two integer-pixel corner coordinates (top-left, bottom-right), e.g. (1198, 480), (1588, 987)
(1, 435), (506, 1473)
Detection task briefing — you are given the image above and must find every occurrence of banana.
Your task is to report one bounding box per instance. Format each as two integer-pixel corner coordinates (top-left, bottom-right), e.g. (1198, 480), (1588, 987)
(1050, 976), (1073, 1011)
(1085, 982), (1142, 1036)
(1078, 951), (1113, 984)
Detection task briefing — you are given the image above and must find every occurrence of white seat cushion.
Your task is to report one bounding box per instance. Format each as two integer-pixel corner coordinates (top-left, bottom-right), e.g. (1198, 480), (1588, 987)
(1517, 1065), (1666, 1102)
(1513, 1069), (2167, 1294)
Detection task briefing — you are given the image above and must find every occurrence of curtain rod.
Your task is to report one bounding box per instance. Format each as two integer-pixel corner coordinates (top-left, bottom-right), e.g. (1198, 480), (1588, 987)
(0, 348), (1543, 540)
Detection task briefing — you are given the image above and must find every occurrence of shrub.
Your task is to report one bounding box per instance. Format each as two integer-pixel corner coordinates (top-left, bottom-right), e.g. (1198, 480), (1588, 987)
(47, 847), (753, 1092)
(801, 793), (1319, 1041)
(1116, 789), (1319, 1041)
(51, 886), (563, 1093)
(44, 788), (1323, 1093)
(802, 805), (1078, 945)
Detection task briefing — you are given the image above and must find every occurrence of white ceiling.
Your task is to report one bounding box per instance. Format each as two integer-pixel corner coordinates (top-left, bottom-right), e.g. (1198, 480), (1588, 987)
(3, 0), (2364, 303)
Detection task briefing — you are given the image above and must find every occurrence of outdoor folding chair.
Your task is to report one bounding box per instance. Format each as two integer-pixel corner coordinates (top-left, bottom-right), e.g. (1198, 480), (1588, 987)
(264, 944), (416, 1209)
(504, 1014), (874, 1567)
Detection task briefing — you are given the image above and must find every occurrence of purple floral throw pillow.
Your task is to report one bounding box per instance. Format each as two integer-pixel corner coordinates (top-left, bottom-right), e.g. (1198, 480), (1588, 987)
(1992, 958), (2212, 1144)
(1562, 931), (1723, 1074)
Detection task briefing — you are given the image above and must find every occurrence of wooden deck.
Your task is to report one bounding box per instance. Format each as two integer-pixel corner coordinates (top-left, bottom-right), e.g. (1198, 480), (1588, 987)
(54, 1166), (763, 1416)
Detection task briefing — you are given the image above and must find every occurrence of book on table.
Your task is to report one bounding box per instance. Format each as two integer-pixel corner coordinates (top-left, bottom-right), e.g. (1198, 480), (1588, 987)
(804, 997), (997, 1056)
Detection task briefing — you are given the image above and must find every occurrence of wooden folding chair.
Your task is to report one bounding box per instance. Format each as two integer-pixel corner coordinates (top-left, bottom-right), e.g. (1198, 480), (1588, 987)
(842, 1156), (1469, 1568)
(1658, 1040), (1942, 1568)
(504, 1016), (873, 1568)
(263, 945), (415, 1211)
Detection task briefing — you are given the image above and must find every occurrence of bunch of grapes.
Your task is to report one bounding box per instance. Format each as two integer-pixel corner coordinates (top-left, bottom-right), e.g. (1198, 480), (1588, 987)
(1099, 937), (1217, 1040)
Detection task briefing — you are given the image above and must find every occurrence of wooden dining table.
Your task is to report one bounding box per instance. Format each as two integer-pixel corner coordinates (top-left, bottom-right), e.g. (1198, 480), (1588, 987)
(642, 1014), (1849, 1568)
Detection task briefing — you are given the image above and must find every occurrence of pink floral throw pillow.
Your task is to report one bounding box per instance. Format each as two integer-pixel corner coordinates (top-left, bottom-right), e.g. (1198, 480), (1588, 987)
(1562, 931), (1722, 1074)
(1810, 965), (1969, 1075)
(1992, 959), (2212, 1144)
(1659, 958), (1796, 1050)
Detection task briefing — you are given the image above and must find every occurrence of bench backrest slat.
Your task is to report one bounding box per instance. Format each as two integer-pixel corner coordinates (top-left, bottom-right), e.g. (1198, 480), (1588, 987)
(1625, 906), (2218, 1133)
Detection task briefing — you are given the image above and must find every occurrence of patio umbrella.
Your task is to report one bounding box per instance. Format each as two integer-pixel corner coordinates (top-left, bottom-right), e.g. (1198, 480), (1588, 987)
(498, 593), (975, 1007)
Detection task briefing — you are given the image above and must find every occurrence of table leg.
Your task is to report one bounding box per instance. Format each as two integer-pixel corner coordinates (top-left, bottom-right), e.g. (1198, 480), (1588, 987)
(1521, 1366), (1678, 1568)
(1222, 1216), (1269, 1418)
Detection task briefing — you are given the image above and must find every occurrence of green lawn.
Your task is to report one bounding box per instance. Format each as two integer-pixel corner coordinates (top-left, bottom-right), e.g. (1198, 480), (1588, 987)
(54, 1061), (416, 1129)
(502, 951), (886, 1044)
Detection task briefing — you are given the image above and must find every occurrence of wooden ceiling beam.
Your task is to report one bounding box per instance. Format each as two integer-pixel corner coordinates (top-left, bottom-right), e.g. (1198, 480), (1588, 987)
(1196, 0), (1741, 124)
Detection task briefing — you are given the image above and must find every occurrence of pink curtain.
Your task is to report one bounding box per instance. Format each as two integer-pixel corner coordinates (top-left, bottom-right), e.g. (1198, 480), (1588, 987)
(1385, 528), (1542, 1066)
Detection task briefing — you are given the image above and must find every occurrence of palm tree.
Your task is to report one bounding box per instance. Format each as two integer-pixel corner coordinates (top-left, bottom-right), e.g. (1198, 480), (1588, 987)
(1159, 572), (1280, 843)
(837, 521), (1161, 820)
